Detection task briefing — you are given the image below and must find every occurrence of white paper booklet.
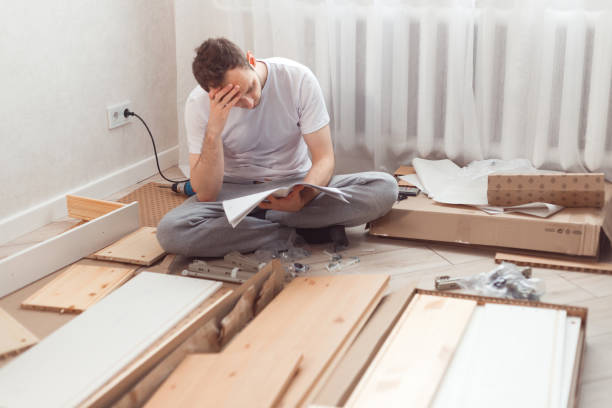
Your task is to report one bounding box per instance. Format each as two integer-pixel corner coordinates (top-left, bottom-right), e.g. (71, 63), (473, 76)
(222, 183), (351, 228)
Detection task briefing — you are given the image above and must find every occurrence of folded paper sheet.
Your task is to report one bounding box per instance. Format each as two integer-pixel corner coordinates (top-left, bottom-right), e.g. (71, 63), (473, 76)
(405, 158), (563, 218)
(223, 183), (351, 228)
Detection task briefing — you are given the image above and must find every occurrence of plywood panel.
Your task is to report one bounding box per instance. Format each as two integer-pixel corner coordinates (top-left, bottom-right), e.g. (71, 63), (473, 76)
(89, 227), (165, 266)
(0, 273), (221, 407)
(347, 294), (477, 408)
(21, 260), (138, 313)
(66, 195), (125, 221)
(0, 202), (139, 298)
(146, 351), (303, 408)
(225, 274), (389, 407)
(0, 308), (38, 359)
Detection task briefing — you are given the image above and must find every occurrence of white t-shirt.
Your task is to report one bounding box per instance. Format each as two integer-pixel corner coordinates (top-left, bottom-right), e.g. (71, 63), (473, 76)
(185, 57), (330, 182)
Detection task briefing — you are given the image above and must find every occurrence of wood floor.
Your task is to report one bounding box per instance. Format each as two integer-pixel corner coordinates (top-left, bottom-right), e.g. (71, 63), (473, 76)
(1, 167), (611, 407)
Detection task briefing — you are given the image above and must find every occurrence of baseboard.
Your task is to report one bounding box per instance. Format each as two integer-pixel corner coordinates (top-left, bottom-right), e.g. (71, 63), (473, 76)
(0, 146), (179, 246)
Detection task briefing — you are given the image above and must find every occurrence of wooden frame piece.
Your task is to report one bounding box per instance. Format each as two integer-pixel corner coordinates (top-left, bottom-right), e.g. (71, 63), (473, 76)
(66, 195), (125, 221)
(0, 202), (139, 298)
(496, 252), (612, 275)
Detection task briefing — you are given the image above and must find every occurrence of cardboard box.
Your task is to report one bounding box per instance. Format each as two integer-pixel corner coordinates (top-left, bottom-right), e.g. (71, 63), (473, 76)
(487, 173), (605, 208)
(370, 183), (612, 257)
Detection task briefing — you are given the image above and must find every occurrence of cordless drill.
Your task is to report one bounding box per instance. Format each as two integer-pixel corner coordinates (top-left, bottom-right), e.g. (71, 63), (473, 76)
(170, 180), (196, 197)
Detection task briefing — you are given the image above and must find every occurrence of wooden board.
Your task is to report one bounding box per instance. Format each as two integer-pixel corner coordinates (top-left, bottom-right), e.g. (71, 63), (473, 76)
(0, 202), (139, 298)
(89, 227), (165, 266)
(21, 260), (138, 313)
(225, 274), (389, 407)
(66, 195), (125, 221)
(0, 273), (221, 407)
(496, 252), (612, 275)
(347, 294), (477, 408)
(0, 308), (38, 359)
(314, 284), (417, 406)
(146, 351), (303, 408)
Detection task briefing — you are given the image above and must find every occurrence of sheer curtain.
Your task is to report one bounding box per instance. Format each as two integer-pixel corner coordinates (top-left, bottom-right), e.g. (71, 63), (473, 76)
(216, 0), (612, 178)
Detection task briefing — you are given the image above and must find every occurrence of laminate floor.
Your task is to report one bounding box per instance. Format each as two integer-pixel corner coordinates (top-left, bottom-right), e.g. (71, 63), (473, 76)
(1, 166), (610, 407)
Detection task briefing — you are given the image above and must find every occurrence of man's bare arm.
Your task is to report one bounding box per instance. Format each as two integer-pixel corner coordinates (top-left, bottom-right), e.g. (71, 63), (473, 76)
(190, 84), (241, 202)
(259, 125), (335, 212)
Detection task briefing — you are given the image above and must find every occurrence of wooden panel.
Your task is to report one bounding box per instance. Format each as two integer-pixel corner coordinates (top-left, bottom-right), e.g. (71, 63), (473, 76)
(347, 294), (477, 408)
(225, 274), (389, 407)
(394, 165), (416, 176)
(0, 273), (221, 407)
(0, 308), (38, 359)
(496, 252), (612, 275)
(314, 284), (417, 406)
(0, 202), (139, 298)
(146, 351), (303, 408)
(21, 260), (138, 313)
(89, 227), (165, 266)
(66, 195), (125, 221)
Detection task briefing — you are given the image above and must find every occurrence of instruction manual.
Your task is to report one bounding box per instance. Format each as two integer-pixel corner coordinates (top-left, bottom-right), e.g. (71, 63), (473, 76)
(223, 184), (351, 228)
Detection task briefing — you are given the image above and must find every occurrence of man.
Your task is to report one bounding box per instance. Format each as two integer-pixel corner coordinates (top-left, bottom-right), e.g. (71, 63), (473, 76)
(157, 38), (397, 257)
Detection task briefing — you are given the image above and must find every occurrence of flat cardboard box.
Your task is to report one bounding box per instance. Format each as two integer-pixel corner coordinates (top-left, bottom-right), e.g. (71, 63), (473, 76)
(370, 183), (612, 257)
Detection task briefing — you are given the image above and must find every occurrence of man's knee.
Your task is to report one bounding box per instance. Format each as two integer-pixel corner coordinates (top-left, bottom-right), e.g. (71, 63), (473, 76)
(368, 172), (398, 217)
(156, 213), (184, 254)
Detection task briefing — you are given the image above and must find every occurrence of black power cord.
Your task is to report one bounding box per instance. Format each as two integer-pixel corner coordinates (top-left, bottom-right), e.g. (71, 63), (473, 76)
(123, 109), (189, 184)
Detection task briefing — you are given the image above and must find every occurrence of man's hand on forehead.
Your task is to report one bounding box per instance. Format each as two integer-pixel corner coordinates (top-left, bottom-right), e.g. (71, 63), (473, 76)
(207, 84), (240, 135)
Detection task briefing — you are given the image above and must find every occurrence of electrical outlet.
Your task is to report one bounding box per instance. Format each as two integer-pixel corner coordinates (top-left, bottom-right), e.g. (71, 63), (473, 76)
(106, 101), (132, 129)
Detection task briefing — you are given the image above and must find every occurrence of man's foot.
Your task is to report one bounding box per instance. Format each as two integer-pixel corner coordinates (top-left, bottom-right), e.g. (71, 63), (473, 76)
(296, 225), (349, 251)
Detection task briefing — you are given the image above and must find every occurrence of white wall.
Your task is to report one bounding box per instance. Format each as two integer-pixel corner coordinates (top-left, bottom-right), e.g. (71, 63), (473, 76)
(174, 0), (233, 176)
(0, 0), (178, 244)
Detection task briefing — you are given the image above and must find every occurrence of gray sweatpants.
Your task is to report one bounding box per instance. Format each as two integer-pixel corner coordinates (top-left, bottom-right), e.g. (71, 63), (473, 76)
(156, 171), (398, 257)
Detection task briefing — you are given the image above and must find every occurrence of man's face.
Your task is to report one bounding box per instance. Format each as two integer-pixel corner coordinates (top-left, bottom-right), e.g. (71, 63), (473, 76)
(215, 67), (262, 109)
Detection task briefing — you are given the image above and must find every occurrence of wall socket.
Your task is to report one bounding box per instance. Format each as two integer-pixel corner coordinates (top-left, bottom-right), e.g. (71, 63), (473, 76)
(106, 101), (132, 129)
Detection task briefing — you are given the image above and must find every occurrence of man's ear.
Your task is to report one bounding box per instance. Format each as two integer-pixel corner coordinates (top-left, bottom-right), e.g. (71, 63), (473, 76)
(246, 51), (256, 68)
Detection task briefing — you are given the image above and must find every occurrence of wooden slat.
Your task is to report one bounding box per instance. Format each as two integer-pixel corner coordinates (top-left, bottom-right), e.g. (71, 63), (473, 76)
(89, 227), (165, 266)
(21, 260), (138, 313)
(0, 308), (38, 359)
(145, 351), (303, 408)
(225, 274), (389, 408)
(0, 202), (139, 298)
(496, 252), (612, 275)
(347, 294), (477, 408)
(66, 195), (125, 221)
(314, 284), (417, 406)
(0, 273), (221, 407)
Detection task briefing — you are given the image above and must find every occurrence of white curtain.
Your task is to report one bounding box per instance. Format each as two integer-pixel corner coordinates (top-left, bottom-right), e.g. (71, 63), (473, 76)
(216, 0), (612, 179)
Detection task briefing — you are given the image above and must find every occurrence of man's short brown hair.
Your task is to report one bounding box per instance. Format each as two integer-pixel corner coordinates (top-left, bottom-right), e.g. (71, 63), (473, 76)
(192, 38), (250, 92)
